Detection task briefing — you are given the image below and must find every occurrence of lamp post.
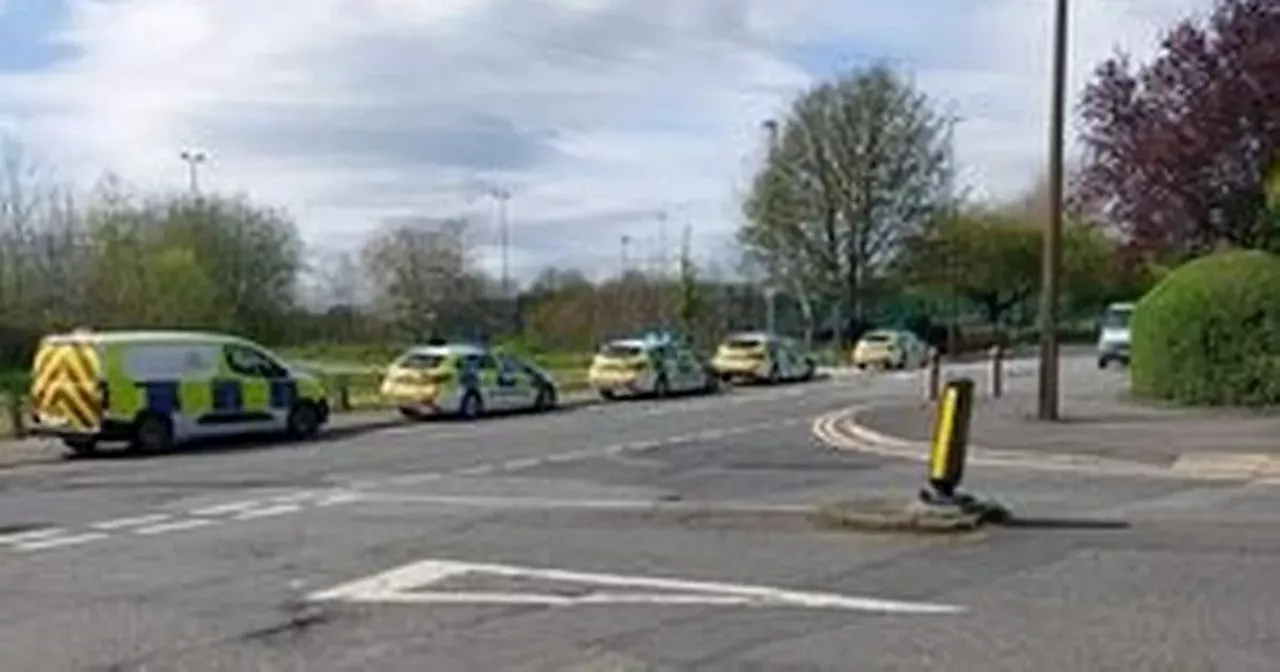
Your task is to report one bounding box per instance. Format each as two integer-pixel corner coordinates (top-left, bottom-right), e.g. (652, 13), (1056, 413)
(1037, 0), (1069, 421)
(179, 149), (207, 195)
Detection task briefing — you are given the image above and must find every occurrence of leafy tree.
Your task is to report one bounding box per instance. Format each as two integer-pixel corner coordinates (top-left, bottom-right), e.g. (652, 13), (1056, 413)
(1076, 0), (1280, 259)
(897, 209), (1039, 326)
(740, 63), (954, 343)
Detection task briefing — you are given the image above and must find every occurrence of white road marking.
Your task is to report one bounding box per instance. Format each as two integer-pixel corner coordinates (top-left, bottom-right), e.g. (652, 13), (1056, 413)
(190, 500), (264, 516)
(454, 464), (496, 476)
(134, 518), (217, 535)
(625, 439), (660, 451)
(309, 558), (964, 615)
(0, 527), (67, 544)
(91, 514), (172, 531)
(14, 532), (109, 552)
(233, 504), (302, 520)
(499, 457), (542, 472)
(314, 491), (363, 507)
(543, 450), (596, 463)
(269, 491), (320, 504)
(347, 492), (815, 513)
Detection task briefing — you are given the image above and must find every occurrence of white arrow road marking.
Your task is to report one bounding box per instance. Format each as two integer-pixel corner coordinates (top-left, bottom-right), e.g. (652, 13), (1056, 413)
(309, 559), (964, 615)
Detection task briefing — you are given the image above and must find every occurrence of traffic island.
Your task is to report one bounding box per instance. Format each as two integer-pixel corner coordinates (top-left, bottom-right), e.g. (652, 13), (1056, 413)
(817, 376), (1012, 535)
(811, 495), (1010, 534)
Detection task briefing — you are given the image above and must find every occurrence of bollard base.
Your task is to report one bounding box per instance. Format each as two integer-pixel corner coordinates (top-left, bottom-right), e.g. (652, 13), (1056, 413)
(811, 494), (1009, 534)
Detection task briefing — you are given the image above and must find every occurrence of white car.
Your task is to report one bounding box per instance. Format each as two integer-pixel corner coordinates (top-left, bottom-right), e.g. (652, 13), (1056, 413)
(1097, 302), (1134, 368)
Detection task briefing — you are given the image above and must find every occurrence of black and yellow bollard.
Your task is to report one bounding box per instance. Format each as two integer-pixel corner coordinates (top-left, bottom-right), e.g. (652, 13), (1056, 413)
(924, 377), (975, 503)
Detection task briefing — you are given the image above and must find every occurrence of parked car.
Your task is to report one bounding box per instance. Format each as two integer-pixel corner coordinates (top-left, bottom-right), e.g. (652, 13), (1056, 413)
(379, 341), (559, 419)
(588, 334), (717, 400)
(1097, 301), (1134, 369)
(710, 331), (815, 383)
(850, 329), (929, 370)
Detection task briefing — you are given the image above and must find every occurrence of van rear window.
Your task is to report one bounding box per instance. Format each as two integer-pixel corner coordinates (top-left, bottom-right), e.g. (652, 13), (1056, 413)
(725, 338), (765, 349)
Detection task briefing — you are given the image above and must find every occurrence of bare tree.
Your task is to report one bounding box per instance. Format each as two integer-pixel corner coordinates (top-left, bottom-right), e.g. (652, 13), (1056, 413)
(360, 217), (484, 340)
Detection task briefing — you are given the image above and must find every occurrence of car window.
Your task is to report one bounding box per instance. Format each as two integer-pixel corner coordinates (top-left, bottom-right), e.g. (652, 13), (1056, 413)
(725, 337), (764, 350)
(862, 332), (893, 343)
(225, 344), (287, 378)
(394, 352), (446, 370)
(477, 354), (498, 370)
(1103, 306), (1132, 329)
(496, 354), (522, 373)
(600, 343), (643, 358)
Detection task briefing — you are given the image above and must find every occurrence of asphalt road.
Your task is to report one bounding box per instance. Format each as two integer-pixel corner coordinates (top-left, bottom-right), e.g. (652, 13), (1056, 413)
(1, 361), (1279, 671)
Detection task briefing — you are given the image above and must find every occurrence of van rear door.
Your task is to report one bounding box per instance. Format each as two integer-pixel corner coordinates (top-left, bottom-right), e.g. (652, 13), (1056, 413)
(30, 337), (104, 432)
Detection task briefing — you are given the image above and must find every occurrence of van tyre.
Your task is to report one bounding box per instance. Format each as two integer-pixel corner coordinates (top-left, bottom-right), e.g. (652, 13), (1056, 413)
(287, 402), (322, 440)
(131, 413), (174, 454)
(63, 437), (97, 458)
(459, 391), (483, 420)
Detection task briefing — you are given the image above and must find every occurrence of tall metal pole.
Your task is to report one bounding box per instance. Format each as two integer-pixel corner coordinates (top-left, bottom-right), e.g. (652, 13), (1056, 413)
(762, 119), (780, 336)
(1038, 0), (1068, 421)
(620, 235), (631, 273)
(179, 150), (207, 195)
(491, 187), (513, 329)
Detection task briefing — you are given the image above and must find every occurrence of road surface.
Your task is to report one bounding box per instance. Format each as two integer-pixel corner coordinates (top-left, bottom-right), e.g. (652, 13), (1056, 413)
(1, 360), (1277, 670)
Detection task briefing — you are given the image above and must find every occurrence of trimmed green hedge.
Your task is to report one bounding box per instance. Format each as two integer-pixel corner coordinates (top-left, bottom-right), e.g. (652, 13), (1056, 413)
(1130, 249), (1280, 406)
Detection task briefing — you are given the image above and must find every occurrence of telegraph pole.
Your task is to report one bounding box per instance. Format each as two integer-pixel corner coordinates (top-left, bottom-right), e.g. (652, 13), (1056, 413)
(1038, 0), (1069, 421)
(620, 235), (631, 273)
(179, 149), (207, 195)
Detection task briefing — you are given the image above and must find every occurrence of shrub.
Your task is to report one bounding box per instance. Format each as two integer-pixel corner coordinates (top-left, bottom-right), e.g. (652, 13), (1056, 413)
(1130, 249), (1280, 406)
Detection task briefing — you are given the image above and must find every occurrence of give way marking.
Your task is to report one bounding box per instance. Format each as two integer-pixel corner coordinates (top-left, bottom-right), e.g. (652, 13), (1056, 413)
(308, 558), (964, 615)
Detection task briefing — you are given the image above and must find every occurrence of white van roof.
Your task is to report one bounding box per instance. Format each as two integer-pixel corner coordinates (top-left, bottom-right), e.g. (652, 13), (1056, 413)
(42, 330), (246, 346)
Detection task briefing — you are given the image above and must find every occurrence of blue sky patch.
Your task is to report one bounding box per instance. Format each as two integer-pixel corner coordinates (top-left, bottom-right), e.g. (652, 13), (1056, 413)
(0, 0), (72, 71)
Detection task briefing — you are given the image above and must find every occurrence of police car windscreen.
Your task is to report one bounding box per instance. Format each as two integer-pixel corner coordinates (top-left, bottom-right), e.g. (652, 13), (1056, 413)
(395, 353), (446, 369)
(600, 344), (643, 358)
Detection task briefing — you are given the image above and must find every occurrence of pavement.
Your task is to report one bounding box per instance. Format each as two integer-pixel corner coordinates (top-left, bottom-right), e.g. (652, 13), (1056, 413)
(1, 358), (1280, 670)
(837, 357), (1280, 478)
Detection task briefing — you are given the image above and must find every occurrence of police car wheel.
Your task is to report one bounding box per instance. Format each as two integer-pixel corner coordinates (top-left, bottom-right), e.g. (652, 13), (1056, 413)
(536, 385), (558, 411)
(653, 375), (670, 398)
(459, 392), (483, 419)
(287, 402), (322, 439)
(131, 414), (173, 453)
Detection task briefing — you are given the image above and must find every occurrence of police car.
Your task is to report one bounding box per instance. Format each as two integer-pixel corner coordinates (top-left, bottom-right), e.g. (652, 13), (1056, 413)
(379, 341), (560, 420)
(587, 332), (718, 400)
(710, 331), (816, 383)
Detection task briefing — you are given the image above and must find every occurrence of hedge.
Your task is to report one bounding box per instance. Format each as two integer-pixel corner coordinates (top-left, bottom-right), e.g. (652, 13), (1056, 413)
(1130, 248), (1280, 406)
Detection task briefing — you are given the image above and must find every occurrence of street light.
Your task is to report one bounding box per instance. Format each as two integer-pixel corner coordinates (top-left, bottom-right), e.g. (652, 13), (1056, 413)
(179, 150), (207, 195)
(1037, 0), (1069, 421)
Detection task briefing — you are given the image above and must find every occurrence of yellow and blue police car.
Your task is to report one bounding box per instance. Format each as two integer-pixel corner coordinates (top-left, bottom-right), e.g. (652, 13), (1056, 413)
(379, 341), (560, 420)
(587, 333), (718, 400)
(27, 330), (330, 456)
(710, 331), (816, 384)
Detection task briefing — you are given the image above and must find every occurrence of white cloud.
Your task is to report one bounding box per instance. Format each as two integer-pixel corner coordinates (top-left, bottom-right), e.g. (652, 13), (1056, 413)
(0, 0), (1217, 282)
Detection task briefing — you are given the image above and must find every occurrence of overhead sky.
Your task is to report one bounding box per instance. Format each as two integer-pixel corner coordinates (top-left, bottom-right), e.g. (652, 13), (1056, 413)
(0, 0), (1212, 284)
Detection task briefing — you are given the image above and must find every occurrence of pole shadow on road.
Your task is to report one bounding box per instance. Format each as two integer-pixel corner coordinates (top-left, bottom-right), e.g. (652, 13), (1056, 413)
(998, 516), (1131, 531)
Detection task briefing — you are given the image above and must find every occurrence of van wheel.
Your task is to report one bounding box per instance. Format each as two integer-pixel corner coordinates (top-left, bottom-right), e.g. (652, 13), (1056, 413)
(459, 391), (483, 419)
(63, 437), (97, 457)
(130, 413), (174, 454)
(286, 402), (322, 440)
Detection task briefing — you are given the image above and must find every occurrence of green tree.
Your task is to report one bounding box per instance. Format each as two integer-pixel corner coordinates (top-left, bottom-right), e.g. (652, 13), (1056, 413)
(740, 64), (954, 343)
(898, 209), (1039, 327)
